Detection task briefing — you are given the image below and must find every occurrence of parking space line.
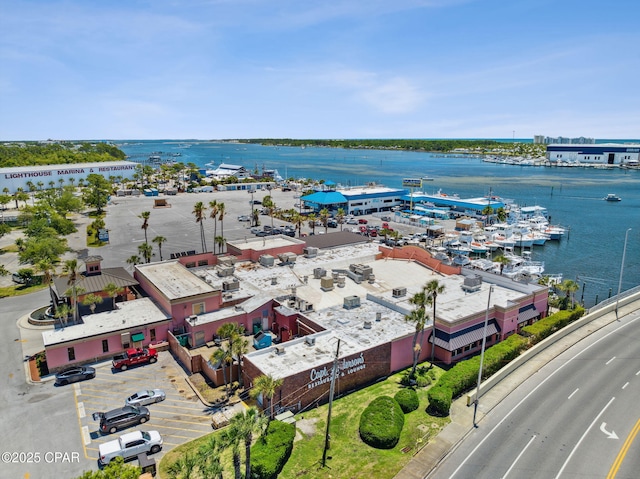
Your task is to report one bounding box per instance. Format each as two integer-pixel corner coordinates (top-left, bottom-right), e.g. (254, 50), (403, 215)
(78, 402), (86, 418)
(81, 426), (91, 446)
(73, 383), (92, 460)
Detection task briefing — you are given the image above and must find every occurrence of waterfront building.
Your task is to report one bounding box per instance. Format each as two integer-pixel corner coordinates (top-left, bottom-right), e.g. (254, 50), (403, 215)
(546, 143), (640, 165)
(0, 161), (138, 193)
(301, 185), (407, 215)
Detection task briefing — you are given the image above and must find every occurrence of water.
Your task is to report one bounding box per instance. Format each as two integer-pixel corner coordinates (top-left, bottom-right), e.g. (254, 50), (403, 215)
(116, 140), (640, 308)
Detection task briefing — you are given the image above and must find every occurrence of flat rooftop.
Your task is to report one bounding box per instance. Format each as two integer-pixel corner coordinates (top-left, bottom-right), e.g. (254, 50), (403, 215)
(43, 298), (171, 347)
(229, 235), (305, 252)
(136, 260), (215, 300)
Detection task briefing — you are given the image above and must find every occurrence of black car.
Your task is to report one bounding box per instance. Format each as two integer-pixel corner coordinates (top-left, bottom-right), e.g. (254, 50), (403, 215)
(93, 405), (150, 434)
(55, 366), (96, 386)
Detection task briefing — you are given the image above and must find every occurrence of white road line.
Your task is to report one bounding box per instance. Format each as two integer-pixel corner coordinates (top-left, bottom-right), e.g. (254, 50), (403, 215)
(78, 402), (86, 418)
(636, 370), (640, 376)
(622, 382), (629, 390)
(502, 434), (537, 479)
(553, 396), (616, 479)
(606, 356), (616, 365)
(82, 426), (91, 445)
(568, 388), (579, 400)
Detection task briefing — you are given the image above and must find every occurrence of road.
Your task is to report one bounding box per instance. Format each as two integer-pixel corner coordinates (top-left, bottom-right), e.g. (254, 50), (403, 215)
(429, 307), (640, 479)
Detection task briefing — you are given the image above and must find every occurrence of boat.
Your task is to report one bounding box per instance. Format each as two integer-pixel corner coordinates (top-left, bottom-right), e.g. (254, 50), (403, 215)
(422, 176), (435, 181)
(604, 193), (621, 202)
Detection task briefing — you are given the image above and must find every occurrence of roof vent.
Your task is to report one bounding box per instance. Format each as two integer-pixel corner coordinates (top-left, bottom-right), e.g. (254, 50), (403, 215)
(363, 320), (372, 329)
(275, 346), (285, 355)
(392, 287), (407, 298)
(376, 312), (382, 321)
(305, 336), (316, 346)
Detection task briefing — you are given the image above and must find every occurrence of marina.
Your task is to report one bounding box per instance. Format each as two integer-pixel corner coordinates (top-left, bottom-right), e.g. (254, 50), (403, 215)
(116, 140), (640, 308)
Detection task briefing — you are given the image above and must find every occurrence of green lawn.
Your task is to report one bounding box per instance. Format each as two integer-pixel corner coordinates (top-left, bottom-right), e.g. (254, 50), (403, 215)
(159, 367), (450, 479)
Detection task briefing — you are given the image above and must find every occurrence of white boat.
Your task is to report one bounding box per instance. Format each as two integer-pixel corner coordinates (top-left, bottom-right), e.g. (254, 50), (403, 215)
(604, 193), (621, 202)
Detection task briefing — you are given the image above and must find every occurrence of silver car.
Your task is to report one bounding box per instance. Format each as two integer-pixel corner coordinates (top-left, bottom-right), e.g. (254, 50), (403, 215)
(125, 389), (166, 407)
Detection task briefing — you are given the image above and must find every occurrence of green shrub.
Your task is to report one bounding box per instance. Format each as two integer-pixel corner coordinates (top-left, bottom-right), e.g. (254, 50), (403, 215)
(251, 420), (295, 479)
(521, 308), (585, 344)
(394, 388), (420, 413)
(427, 385), (452, 416)
(359, 396), (405, 449)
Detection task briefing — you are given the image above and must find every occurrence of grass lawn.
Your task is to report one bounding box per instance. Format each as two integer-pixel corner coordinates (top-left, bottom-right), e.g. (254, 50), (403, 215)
(0, 281), (46, 298)
(159, 367), (449, 479)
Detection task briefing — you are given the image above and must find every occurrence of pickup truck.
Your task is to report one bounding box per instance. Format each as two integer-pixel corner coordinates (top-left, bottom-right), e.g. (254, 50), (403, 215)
(112, 347), (158, 371)
(98, 430), (162, 466)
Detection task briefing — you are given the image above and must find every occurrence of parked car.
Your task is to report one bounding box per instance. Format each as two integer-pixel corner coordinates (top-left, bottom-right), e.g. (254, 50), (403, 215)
(112, 348), (158, 371)
(237, 215), (250, 222)
(382, 222), (390, 230)
(125, 389), (166, 407)
(250, 227), (262, 234)
(358, 219), (368, 224)
(93, 406), (150, 434)
(98, 430), (163, 466)
(252, 200), (262, 205)
(327, 219), (338, 228)
(346, 218), (358, 225)
(381, 215), (392, 222)
(55, 366), (96, 386)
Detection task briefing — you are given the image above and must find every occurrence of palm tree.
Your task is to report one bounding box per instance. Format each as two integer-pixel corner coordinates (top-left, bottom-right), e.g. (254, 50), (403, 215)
(217, 202), (226, 252)
(152, 235), (167, 261)
(126, 255), (141, 271)
(209, 200), (219, 251)
(62, 259), (82, 323)
(139, 211), (151, 244)
(262, 195), (275, 229)
(192, 201), (208, 253)
(319, 208), (330, 234)
(104, 282), (124, 309)
(138, 242), (153, 263)
(215, 235), (225, 255)
(336, 208), (346, 231)
(166, 452), (198, 479)
(251, 374), (283, 419)
(220, 423), (243, 479)
(425, 279), (445, 367)
(230, 333), (249, 387)
(81, 293), (104, 314)
(54, 303), (72, 327)
(211, 346), (232, 397)
(307, 213), (317, 235)
(493, 254), (510, 275)
(230, 407), (267, 479)
(35, 259), (56, 312)
(558, 279), (579, 309)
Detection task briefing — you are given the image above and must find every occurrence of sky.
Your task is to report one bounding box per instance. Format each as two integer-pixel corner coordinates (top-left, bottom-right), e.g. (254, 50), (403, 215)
(1, 0), (639, 141)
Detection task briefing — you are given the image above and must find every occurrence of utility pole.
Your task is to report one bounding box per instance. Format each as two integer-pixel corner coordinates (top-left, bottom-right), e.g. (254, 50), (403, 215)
(473, 285), (493, 428)
(322, 339), (341, 467)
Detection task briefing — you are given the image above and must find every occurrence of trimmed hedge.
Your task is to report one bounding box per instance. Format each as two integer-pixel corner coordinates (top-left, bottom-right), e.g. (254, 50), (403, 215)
(426, 385), (452, 416)
(250, 420), (296, 479)
(359, 396), (405, 449)
(521, 307), (585, 344)
(394, 388), (420, 413)
(428, 334), (528, 416)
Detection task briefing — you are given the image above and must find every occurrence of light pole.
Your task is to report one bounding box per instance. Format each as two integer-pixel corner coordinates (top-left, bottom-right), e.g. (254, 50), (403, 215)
(249, 189), (255, 227)
(615, 228), (631, 320)
(473, 284), (493, 428)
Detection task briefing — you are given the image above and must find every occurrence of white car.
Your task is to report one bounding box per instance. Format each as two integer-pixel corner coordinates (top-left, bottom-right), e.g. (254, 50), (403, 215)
(125, 389), (166, 407)
(98, 430), (162, 466)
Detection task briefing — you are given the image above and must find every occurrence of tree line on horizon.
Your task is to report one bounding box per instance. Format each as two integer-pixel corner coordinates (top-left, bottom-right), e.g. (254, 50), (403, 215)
(241, 138), (501, 152)
(0, 142), (126, 167)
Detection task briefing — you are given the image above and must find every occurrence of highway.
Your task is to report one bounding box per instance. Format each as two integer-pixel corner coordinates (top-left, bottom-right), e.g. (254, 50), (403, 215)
(430, 307), (640, 479)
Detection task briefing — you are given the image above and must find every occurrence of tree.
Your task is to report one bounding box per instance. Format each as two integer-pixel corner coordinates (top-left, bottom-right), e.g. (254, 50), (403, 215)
(138, 242), (153, 264)
(126, 255), (141, 271)
(307, 213), (317, 235)
(0, 222), (11, 238)
(139, 211), (151, 244)
(215, 235), (225, 255)
(54, 303), (73, 327)
(192, 201), (208, 253)
(209, 200), (219, 251)
(319, 208), (330, 234)
(15, 267), (35, 285)
(336, 207), (346, 231)
(13, 188), (29, 209)
(558, 279), (579, 309)
(152, 235), (167, 261)
(425, 279), (445, 367)
(220, 422), (243, 479)
(230, 406), (267, 479)
(82, 293), (104, 314)
(104, 282), (124, 309)
(74, 456), (141, 479)
(35, 259), (56, 310)
(211, 346), (232, 397)
(0, 264), (9, 276)
(82, 173), (112, 214)
(493, 254), (510, 275)
(406, 290), (429, 377)
(62, 259), (82, 323)
(217, 202), (226, 252)
(262, 195), (275, 229)
(251, 374), (283, 419)
(229, 329), (249, 387)
(496, 207), (508, 222)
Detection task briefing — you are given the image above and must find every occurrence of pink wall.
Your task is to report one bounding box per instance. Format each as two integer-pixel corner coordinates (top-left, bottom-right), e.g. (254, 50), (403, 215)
(227, 241), (305, 263)
(46, 320), (172, 371)
(389, 333), (433, 372)
(378, 245), (462, 275)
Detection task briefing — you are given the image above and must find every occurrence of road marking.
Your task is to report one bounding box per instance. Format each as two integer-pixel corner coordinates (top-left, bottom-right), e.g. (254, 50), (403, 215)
(501, 434), (536, 479)
(74, 383), (81, 395)
(606, 418), (640, 479)
(636, 370), (640, 376)
(554, 396), (616, 479)
(600, 422), (619, 440)
(622, 382), (629, 390)
(82, 426), (91, 445)
(446, 315), (640, 479)
(78, 402), (86, 419)
(606, 356), (616, 365)
(73, 384), (92, 459)
(568, 388), (579, 399)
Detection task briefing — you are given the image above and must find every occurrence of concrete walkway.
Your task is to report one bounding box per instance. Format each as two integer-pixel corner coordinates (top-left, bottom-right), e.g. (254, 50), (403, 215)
(393, 301), (637, 479)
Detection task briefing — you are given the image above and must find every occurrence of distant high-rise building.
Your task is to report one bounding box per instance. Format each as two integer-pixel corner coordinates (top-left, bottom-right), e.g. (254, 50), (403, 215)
(533, 135), (595, 145)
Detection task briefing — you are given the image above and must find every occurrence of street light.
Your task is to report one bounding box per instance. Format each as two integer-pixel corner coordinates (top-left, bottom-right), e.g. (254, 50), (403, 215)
(473, 284), (493, 428)
(615, 228), (632, 320)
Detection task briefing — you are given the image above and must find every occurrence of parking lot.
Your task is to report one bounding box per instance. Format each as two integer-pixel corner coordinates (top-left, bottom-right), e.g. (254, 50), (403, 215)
(72, 351), (214, 464)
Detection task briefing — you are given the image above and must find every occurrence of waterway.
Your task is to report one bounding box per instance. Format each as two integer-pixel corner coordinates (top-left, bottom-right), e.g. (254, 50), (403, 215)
(116, 140), (640, 308)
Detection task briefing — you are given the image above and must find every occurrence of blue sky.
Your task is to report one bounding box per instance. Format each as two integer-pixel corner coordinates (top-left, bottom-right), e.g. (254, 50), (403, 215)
(1, 0), (639, 140)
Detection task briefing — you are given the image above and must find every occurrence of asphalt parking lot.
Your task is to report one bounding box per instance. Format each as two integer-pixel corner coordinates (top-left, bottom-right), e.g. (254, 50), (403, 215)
(72, 351), (214, 465)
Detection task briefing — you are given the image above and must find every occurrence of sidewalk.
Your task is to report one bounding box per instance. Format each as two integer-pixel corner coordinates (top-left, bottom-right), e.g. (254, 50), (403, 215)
(393, 305), (630, 479)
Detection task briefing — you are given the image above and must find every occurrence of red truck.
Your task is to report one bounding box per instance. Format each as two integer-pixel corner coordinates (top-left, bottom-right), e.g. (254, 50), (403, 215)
(112, 347), (158, 371)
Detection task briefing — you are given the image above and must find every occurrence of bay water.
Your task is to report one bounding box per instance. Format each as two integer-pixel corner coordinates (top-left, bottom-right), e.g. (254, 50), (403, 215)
(117, 140), (640, 308)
